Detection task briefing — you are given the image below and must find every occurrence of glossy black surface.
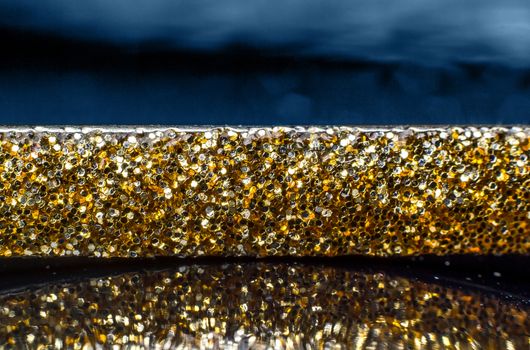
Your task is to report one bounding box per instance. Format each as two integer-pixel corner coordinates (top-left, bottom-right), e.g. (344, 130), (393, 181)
(0, 256), (528, 303)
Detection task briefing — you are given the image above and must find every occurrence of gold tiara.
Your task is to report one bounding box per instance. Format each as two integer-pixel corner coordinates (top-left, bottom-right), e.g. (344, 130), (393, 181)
(0, 126), (528, 257)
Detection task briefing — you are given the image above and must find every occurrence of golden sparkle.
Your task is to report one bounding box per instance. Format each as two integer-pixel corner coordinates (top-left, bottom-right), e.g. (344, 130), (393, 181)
(0, 126), (527, 257)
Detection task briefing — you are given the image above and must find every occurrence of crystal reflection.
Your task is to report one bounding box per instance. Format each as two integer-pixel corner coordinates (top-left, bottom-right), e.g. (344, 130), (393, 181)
(0, 263), (528, 349)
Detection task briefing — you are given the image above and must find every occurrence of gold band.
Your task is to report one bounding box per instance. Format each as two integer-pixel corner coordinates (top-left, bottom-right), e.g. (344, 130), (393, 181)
(0, 126), (528, 257)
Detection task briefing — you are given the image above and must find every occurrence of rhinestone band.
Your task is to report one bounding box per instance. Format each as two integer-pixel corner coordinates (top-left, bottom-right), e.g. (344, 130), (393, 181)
(0, 126), (528, 257)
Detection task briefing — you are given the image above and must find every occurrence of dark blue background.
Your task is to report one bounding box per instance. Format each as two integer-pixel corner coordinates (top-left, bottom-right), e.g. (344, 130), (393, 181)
(0, 0), (529, 125)
(2, 39), (528, 125)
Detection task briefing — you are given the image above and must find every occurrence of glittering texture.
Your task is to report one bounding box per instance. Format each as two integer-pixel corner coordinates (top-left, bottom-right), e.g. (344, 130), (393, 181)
(0, 126), (528, 257)
(0, 264), (528, 349)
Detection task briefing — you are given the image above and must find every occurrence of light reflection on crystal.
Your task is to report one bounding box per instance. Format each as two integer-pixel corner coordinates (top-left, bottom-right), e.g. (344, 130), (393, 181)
(0, 126), (528, 258)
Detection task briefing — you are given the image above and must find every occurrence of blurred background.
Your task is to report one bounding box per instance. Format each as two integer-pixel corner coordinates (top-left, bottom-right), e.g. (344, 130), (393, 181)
(0, 0), (529, 125)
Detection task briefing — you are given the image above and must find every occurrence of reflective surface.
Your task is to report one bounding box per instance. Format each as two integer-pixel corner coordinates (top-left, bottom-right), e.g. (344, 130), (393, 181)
(0, 262), (528, 349)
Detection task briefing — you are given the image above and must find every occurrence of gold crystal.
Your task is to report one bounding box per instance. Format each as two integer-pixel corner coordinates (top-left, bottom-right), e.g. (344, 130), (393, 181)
(0, 126), (527, 257)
